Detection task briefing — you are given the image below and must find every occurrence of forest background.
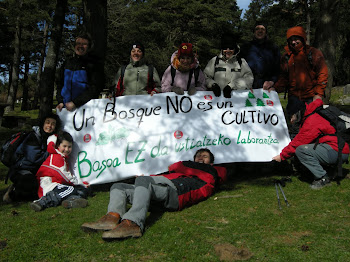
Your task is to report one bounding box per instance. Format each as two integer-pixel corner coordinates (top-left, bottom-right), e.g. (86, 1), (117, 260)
(0, 0), (349, 119)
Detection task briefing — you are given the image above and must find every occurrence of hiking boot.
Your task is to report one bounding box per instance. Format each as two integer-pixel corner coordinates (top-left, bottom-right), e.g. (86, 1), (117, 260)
(3, 184), (14, 204)
(30, 200), (44, 212)
(310, 176), (331, 190)
(102, 219), (142, 240)
(62, 196), (88, 209)
(81, 212), (121, 232)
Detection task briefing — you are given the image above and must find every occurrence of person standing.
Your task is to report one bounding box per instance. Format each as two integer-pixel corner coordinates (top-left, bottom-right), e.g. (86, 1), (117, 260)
(56, 33), (103, 112)
(161, 43), (206, 95)
(204, 34), (253, 98)
(275, 26), (328, 115)
(240, 22), (280, 90)
(113, 42), (161, 96)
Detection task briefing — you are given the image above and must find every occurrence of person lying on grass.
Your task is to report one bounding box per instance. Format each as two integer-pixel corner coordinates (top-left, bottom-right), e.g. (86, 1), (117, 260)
(272, 97), (349, 190)
(30, 131), (89, 211)
(81, 148), (227, 240)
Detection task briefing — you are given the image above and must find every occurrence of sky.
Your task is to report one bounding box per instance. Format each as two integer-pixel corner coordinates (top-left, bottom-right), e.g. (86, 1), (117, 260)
(237, 0), (251, 16)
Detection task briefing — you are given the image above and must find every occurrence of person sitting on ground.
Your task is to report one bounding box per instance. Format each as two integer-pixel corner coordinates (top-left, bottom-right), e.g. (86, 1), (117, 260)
(3, 113), (61, 203)
(161, 43), (206, 95)
(30, 131), (89, 211)
(56, 33), (103, 112)
(272, 97), (349, 189)
(112, 41), (161, 96)
(81, 148), (227, 240)
(204, 33), (253, 98)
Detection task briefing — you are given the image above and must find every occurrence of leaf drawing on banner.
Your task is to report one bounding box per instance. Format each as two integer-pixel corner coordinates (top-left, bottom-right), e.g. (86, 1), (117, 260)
(96, 127), (130, 146)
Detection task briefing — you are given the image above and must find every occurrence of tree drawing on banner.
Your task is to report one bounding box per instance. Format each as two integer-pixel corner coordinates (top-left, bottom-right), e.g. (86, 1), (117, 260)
(245, 99), (253, 107)
(96, 126), (130, 146)
(256, 98), (265, 106)
(245, 92), (271, 107)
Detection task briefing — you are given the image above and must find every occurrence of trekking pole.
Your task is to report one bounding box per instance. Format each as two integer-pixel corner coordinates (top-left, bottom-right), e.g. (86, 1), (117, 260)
(278, 183), (290, 207)
(275, 183), (282, 210)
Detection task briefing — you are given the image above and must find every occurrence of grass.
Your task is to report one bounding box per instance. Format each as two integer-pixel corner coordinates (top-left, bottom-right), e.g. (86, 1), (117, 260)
(0, 97), (349, 261)
(1, 162), (350, 261)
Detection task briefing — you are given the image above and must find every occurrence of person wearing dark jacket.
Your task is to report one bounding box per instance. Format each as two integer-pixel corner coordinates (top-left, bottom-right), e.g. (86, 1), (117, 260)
(81, 148), (227, 240)
(272, 98), (349, 189)
(56, 33), (103, 112)
(240, 22), (280, 90)
(3, 113), (61, 203)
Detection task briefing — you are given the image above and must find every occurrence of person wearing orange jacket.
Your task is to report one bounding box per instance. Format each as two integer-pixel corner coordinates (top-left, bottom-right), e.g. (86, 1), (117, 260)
(275, 26), (328, 138)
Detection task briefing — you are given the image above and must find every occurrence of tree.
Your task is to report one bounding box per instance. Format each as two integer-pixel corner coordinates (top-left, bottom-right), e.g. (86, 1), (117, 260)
(33, 21), (49, 110)
(39, 0), (67, 120)
(6, 0), (23, 112)
(82, 0), (107, 90)
(313, 0), (340, 103)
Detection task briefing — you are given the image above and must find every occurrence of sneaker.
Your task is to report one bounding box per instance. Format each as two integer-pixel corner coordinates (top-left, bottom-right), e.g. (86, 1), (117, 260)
(102, 219), (142, 240)
(81, 212), (121, 232)
(62, 197), (88, 209)
(310, 176), (331, 190)
(30, 200), (43, 212)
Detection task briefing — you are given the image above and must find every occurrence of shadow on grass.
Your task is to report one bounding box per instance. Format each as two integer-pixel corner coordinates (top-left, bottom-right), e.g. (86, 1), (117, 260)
(218, 160), (294, 187)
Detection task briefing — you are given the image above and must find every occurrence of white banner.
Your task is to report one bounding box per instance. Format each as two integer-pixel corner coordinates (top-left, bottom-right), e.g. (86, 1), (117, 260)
(58, 90), (290, 185)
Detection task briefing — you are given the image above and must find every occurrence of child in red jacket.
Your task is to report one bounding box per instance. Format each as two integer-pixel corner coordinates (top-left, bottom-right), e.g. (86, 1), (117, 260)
(30, 131), (89, 211)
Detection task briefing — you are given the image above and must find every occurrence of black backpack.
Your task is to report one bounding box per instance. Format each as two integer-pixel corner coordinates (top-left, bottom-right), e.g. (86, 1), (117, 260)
(170, 66), (201, 90)
(1, 131), (30, 168)
(304, 105), (350, 182)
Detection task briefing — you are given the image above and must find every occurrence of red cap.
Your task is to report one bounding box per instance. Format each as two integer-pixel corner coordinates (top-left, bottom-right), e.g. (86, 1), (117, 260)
(178, 43), (194, 58)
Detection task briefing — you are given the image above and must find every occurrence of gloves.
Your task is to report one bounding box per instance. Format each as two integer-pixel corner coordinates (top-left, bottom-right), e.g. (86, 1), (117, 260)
(223, 85), (232, 98)
(171, 86), (184, 95)
(187, 86), (197, 96)
(47, 134), (58, 145)
(211, 83), (221, 97)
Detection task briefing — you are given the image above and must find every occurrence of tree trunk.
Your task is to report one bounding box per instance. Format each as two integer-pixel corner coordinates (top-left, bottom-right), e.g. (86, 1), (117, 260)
(33, 21), (48, 110)
(82, 0), (107, 87)
(21, 52), (29, 111)
(6, 0), (23, 113)
(313, 0), (339, 104)
(39, 0), (67, 121)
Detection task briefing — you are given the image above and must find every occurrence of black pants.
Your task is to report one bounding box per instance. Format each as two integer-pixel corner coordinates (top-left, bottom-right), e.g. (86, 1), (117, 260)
(9, 169), (38, 201)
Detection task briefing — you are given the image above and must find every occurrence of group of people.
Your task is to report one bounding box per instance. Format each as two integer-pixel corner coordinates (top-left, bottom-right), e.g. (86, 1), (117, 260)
(2, 22), (349, 241)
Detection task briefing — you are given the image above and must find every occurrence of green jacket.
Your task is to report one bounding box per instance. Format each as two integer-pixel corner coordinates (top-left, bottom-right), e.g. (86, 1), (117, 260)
(113, 59), (161, 96)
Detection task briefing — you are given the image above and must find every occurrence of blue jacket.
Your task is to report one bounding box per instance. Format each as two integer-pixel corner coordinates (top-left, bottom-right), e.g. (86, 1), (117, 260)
(57, 53), (103, 107)
(241, 39), (280, 89)
(13, 126), (49, 173)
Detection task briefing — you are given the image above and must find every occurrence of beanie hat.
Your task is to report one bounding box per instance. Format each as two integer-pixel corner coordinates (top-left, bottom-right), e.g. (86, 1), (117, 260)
(221, 34), (238, 50)
(178, 43), (194, 58)
(286, 26), (307, 42)
(286, 96), (306, 117)
(130, 41), (145, 55)
(254, 21), (267, 33)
